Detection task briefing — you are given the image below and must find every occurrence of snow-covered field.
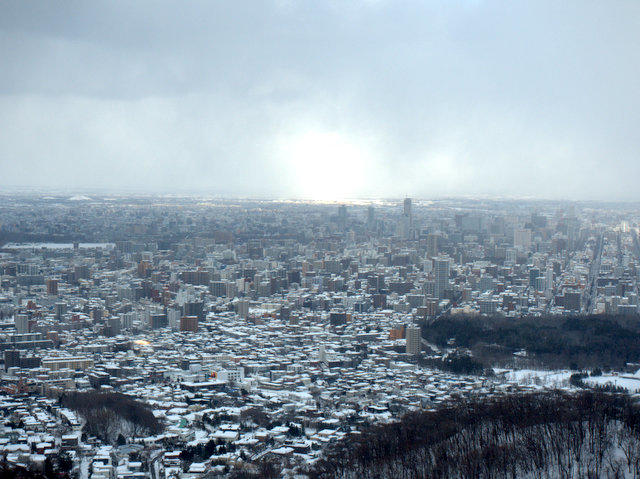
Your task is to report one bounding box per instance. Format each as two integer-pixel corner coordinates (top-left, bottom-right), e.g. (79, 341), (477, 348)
(497, 369), (574, 388)
(496, 368), (640, 394)
(584, 374), (640, 393)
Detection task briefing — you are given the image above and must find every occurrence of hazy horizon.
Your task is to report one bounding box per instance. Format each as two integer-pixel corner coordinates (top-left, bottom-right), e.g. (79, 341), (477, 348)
(1, 1), (639, 201)
(4, 186), (640, 207)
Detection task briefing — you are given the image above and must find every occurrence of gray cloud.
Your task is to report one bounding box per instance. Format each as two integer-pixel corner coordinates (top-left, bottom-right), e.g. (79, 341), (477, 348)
(1, 1), (639, 199)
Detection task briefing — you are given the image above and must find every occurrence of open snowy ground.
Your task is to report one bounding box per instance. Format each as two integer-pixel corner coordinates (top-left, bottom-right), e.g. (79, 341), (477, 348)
(495, 369), (574, 388)
(584, 374), (640, 393)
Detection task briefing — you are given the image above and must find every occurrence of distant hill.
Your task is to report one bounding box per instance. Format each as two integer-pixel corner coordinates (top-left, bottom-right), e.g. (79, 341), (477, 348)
(420, 314), (640, 369)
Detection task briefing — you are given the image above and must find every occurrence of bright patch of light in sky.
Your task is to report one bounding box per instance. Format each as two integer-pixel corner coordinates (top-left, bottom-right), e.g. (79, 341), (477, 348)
(276, 130), (376, 201)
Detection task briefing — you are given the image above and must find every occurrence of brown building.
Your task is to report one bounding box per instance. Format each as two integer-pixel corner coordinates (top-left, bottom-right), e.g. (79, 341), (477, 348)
(46, 279), (59, 295)
(389, 325), (405, 340)
(180, 316), (198, 332)
(181, 270), (210, 285)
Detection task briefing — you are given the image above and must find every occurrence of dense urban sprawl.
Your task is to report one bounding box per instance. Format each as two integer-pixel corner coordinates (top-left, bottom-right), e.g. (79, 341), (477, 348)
(1, 195), (639, 478)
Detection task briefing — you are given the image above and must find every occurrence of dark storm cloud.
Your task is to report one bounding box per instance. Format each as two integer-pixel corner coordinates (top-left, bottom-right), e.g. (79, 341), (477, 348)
(0, 1), (639, 199)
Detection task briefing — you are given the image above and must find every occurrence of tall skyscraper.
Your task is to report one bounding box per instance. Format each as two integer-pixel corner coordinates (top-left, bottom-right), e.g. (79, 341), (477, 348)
(400, 197), (413, 239)
(338, 204), (347, 230)
(367, 205), (375, 228)
(405, 325), (421, 355)
(434, 256), (450, 299)
(403, 197), (412, 222)
(545, 265), (554, 298)
(427, 234), (439, 257)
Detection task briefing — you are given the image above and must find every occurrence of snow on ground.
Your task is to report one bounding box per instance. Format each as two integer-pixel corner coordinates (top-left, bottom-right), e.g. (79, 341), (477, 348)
(584, 375), (640, 393)
(497, 369), (640, 394)
(497, 369), (574, 388)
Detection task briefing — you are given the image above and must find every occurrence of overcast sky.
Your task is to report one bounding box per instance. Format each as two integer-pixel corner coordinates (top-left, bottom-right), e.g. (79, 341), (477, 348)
(1, 1), (639, 200)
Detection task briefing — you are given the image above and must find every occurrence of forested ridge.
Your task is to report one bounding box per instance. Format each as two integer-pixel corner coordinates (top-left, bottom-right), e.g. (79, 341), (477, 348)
(310, 391), (640, 479)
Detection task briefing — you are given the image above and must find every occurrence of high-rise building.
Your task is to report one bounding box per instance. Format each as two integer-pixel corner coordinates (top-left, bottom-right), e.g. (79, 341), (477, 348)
(403, 197), (412, 221)
(4, 350), (20, 371)
(167, 307), (181, 330)
(184, 301), (205, 321)
(434, 256), (450, 299)
(338, 204), (347, 230)
(226, 282), (238, 298)
(372, 293), (387, 309)
(46, 279), (58, 295)
(329, 310), (347, 326)
(479, 298), (498, 315)
(514, 229), (532, 251)
(121, 312), (136, 329)
(545, 265), (554, 298)
(405, 325), (421, 355)
(367, 205), (375, 228)
(426, 234), (439, 257)
(236, 300), (249, 319)
(247, 240), (264, 259)
(73, 265), (90, 283)
(149, 313), (167, 329)
(106, 317), (121, 336)
(15, 314), (29, 334)
(181, 270), (210, 285)
(55, 302), (67, 320)
(479, 275), (494, 292)
(400, 197), (413, 239)
(210, 281), (227, 297)
(528, 267), (540, 287)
